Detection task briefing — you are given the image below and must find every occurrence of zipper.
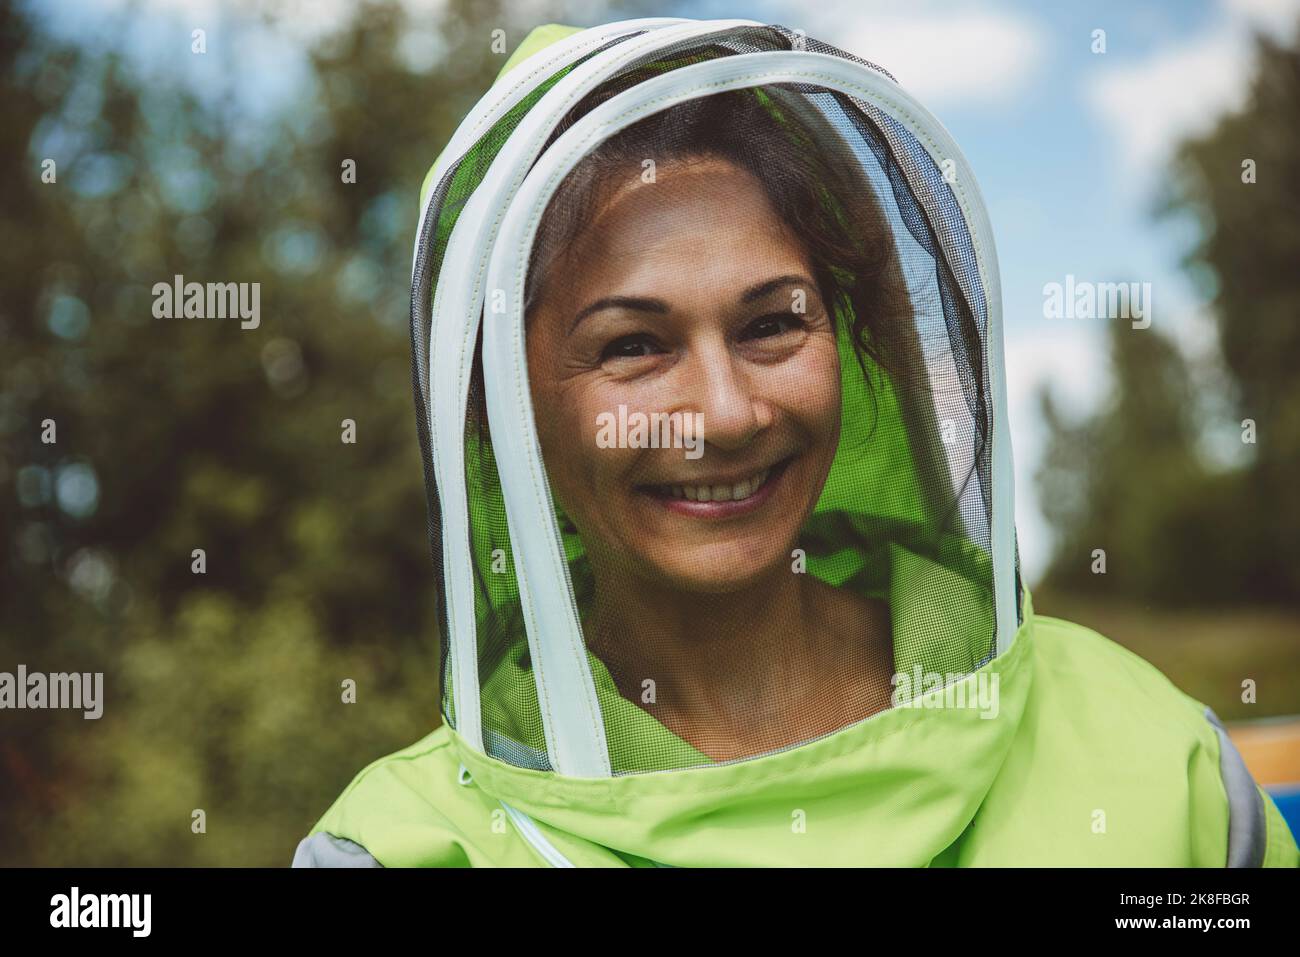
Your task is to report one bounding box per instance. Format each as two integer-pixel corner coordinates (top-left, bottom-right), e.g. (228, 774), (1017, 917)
(499, 801), (576, 868)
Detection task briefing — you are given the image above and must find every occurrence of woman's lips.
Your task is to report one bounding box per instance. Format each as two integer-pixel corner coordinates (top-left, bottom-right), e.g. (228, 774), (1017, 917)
(637, 456), (794, 519)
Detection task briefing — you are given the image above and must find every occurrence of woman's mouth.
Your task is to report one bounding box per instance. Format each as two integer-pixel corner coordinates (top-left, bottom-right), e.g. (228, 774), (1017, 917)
(637, 456), (795, 518)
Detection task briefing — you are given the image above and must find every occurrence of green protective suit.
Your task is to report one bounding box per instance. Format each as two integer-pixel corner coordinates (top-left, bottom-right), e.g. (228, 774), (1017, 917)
(293, 22), (1299, 868)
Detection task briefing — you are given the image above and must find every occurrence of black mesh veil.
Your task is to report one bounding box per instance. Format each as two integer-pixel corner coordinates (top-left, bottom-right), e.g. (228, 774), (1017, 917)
(412, 23), (1020, 776)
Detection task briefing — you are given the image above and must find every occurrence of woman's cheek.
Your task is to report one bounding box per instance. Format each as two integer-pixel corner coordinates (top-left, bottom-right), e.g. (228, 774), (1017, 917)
(541, 371), (611, 453)
(574, 388), (638, 488)
(783, 336), (843, 430)
(530, 379), (594, 510)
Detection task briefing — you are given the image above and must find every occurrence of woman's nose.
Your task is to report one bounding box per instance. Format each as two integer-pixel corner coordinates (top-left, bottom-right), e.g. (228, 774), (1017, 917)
(680, 340), (771, 452)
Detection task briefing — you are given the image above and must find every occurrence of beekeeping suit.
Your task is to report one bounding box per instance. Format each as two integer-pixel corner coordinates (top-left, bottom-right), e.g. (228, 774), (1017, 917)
(293, 20), (1298, 868)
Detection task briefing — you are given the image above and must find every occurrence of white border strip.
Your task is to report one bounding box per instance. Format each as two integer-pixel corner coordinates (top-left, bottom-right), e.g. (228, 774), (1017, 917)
(483, 50), (1018, 773)
(428, 19), (761, 771)
(412, 18), (683, 745)
(408, 18), (686, 278)
(419, 19), (677, 756)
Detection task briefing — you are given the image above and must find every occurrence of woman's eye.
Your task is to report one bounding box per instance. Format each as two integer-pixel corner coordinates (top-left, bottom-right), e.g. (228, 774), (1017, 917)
(599, 334), (662, 362)
(743, 313), (805, 340)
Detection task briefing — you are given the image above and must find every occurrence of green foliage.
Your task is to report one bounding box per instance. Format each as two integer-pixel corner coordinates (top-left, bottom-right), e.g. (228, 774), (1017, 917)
(0, 0), (513, 864)
(1037, 24), (1300, 608)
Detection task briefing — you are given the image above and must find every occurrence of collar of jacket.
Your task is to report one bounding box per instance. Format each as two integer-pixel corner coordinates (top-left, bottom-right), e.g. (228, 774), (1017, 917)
(451, 572), (1034, 868)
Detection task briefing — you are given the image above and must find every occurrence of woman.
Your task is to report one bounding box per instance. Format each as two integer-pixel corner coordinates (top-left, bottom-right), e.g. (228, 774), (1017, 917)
(294, 19), (1298, 867)
(519, 87), (908, 764)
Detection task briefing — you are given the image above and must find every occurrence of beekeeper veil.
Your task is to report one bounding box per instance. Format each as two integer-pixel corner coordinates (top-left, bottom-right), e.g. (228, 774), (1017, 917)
(412, 20), (1020, 779)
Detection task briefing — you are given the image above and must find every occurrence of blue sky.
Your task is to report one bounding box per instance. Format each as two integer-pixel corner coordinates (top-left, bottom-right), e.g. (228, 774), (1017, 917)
(30, 0), (1300, 579)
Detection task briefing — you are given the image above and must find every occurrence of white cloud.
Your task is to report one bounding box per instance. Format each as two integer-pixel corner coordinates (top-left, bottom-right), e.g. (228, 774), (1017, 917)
(1224, 0), (1300, 33)
(1084, 33), (1250, 176)
(1084, 0), (1300, 177)
(804, 8), (1047, 105)
(1003, 325), (1110, 583)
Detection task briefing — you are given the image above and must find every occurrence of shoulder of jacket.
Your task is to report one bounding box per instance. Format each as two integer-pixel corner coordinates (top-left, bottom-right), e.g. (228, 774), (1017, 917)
(315, 724), (461, 821)
(1029, 612), (1210, 727)
(333, 724), (457, 792)
(1028, 612), (1294, 867)
(297, 724), (486, 866)
(296, 724), (551, 867)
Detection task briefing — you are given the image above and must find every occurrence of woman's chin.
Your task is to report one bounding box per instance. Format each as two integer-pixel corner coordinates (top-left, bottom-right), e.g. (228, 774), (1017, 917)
(633, 542), (794, 595)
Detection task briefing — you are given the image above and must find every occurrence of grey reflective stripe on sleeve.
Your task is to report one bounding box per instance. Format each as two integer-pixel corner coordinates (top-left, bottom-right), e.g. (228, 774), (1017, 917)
(291, 832), (383, 868)
(1204, 707), (1267, 867)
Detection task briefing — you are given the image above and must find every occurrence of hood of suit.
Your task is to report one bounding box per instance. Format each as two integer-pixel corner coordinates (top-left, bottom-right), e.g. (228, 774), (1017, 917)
(407, 19), (1029, 865)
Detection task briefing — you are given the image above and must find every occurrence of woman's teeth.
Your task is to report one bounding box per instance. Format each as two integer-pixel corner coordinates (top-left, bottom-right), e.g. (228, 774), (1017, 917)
(664, 468), (771, 503)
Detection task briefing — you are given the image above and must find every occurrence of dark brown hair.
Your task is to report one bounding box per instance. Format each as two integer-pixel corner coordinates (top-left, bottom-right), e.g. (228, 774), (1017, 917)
(528, 87), (909, 359)
(469, 85), (914, 436)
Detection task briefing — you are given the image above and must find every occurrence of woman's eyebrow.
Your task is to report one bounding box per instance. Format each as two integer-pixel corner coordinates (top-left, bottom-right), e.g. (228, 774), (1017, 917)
(568, 275), (814, 334)
(569, 296), (669, 334)
(741, 274), (814, 303)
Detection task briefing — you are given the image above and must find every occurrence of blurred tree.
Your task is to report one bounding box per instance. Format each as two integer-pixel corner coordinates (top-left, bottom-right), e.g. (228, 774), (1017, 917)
(1165, 28), (1300, 602)
(1037, 22), (1300, 609)
(0, 0), (520, 864)
(1037, 321), (1208, 604)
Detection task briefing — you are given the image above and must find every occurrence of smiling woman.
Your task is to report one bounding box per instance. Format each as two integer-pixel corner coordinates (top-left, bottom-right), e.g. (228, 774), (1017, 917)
(517, 91), (910, 760)
(295, 18), (1299, 868)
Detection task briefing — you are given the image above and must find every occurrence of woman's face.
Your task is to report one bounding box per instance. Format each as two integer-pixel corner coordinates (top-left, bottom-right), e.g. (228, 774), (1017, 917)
(526, 156), (843, 593)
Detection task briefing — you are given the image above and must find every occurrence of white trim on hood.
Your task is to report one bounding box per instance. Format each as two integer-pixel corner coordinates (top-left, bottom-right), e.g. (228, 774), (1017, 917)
(408, 18), (688, 280)
(425, 19), (762, 770)
(415, 19), (684, 746)
(483, 50), (1017, 775)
